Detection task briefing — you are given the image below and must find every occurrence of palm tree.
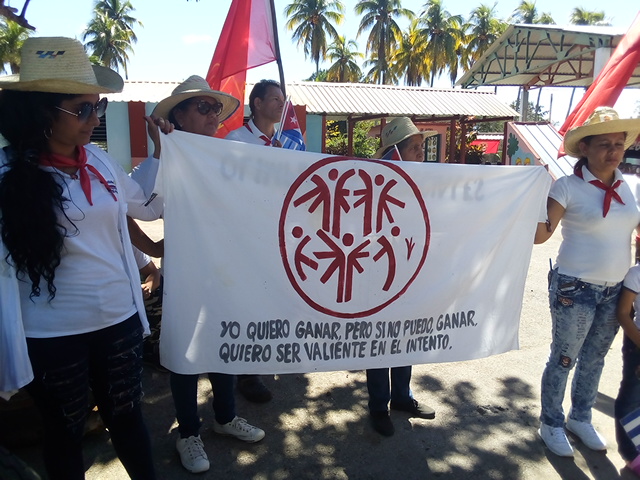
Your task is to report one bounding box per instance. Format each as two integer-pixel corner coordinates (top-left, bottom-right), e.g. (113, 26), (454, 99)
(354, 0), (414, 85)
(95, 0), (142, 40)
(419, 0), (464, 86)
(363, 52), (399, 84)
(83, 0), (141, 79)
(326, 36), (363, 82)
(464, 3), (506, 68)
(570, 8), (609, 26)
(83, 10), (136, 78)
(0, 18), (30, 74)
(510, 1), (554, 24)
(284, 0), (345, 74)
(391, 19), (428, 86)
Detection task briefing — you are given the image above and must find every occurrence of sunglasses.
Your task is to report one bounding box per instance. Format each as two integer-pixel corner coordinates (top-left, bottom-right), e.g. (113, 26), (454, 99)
(56, 97), (108, 123)
(193, 99), (223, 116)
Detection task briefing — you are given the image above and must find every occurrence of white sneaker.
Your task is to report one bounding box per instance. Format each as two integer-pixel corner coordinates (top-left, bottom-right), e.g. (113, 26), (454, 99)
(176, 435), (210, 473)
(566, 418), (607, 451)
(213, 416), (265, 443)
(538, 423), (574, 457)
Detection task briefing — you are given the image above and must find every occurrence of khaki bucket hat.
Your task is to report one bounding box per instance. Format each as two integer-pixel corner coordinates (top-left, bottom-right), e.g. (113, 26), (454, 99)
(564, 107), (640, 158)
(375, 117), (437, 159)
(0, 36), (123, 94)
(152, 75), (240, 123)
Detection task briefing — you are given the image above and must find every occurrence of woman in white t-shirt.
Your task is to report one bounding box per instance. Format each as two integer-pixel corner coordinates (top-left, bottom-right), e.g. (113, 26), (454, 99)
(0, 37), (162, 480)
(534, 107), (640, 458)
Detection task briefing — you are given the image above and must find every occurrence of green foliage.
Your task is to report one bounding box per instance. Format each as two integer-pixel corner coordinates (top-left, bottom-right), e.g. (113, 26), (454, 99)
(305, 69), (329, 81)
(0, 19), (31, 74)
(83, 0), (142, 79)
(325, 119), (379, 158)
(284, 0), (345, 74)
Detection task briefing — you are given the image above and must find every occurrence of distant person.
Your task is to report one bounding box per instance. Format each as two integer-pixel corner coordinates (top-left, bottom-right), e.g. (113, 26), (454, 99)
(224, 79), (287, 403)
(534, 107), (640, 457)
(0, 36), (162, 480)
(225, 78), (284, 148)
(132, 75), (265, 474)
(365, 117), (438, 437)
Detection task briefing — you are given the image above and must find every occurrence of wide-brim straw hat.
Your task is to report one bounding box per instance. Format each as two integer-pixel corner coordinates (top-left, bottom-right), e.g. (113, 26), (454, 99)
(375, 117), (437, 158)
(0, 36), (123, 94)
(564, 107), (640, 158)
(152, 75), (240, 123)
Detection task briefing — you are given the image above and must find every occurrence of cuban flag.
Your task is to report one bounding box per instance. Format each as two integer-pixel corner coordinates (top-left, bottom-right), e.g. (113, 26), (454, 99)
(621, 407), (640, 451)
(277, 98), (306, 151)
(381, 145), (402, 161)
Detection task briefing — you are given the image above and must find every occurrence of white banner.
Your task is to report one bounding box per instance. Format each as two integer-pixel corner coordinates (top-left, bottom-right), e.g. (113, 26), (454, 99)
(157, 131), (550, 375)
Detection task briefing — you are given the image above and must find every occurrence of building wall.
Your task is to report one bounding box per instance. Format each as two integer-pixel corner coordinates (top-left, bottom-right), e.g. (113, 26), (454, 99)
(105, 102), (132, 172)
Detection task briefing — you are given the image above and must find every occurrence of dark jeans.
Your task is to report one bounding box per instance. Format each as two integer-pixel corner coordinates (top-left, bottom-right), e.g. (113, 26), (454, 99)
(366, 366), (413, 413)
(170, 372), (236, 438)
(25, 314), (155, 480)
(615, 334), (640, 462)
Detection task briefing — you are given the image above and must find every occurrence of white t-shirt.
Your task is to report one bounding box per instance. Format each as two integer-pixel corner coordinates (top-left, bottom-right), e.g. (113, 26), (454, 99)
(550, 166), (640, 283)
(2, 145), (161, 338)
(225, 119), (274, 146)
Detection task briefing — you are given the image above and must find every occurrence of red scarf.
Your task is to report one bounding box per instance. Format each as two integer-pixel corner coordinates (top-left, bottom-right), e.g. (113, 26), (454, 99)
(245, 123), (272, 146)
(40, 146), (117, 205)
(575, 166), (624, 217)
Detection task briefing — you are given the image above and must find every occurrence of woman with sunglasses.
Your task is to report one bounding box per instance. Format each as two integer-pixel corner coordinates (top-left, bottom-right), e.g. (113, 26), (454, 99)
(0, 37), (162, 479)
(130, 75), (265, 474)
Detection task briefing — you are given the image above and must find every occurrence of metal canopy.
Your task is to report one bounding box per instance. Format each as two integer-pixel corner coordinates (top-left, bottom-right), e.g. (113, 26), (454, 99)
(457, 24), (640, 89)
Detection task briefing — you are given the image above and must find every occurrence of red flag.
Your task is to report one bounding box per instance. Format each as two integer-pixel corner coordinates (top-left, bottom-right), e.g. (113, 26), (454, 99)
(558, 12), (640, 156)
(206, 0), (277, 138)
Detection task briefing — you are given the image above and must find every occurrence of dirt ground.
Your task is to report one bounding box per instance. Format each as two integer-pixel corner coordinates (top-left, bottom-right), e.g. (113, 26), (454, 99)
(3, 221), (638, 480)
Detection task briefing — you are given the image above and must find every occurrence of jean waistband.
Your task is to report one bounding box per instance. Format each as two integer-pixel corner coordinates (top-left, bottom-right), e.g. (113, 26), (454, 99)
(577, 277), (620, 287)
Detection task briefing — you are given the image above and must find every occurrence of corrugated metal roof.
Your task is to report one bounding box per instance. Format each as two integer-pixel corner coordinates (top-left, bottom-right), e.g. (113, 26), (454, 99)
(106, 80), (518, 120)
(509, 122), (575, 179)
(285, 82), (518, 119)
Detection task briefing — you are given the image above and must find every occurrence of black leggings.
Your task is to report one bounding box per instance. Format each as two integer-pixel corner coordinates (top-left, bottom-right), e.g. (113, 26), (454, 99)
(26, 314), (156, 480)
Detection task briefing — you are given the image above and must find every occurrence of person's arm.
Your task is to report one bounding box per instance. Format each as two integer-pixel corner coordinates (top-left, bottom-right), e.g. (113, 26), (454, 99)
(534, 197), (565, 244)
(144, 115), (174, 160)
(617, 286), (640, 349)
(127, 216), (164, 258)
(139, 260), (161, 300)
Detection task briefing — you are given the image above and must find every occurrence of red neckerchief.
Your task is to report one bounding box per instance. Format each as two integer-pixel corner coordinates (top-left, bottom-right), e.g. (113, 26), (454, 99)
(40, 146), (117, 206)
(575, 165), (624, 217)
(245, 123), (272, 146)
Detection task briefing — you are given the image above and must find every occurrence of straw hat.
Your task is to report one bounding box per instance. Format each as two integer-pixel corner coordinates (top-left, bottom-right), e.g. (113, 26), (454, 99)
(375, 117), (437, 158)
(564, 107), (640, 158)
(0, 36), (123, 94)
(152, 75), (240, 122)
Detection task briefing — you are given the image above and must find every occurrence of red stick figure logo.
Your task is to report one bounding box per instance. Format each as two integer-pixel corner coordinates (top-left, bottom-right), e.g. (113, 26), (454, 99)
(279, 157), (430, 318)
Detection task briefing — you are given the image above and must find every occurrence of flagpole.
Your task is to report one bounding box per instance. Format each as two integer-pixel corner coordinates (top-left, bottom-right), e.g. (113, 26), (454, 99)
(269, 0), (286, 97)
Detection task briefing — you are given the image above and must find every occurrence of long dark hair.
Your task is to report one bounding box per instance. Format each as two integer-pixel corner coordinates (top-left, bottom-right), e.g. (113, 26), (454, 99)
(0, 90), (78, 299)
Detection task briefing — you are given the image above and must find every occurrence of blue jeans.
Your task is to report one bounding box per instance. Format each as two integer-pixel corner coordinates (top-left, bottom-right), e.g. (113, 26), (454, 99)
(366, 366), (413, 413)
(540, 270), (621, 427)
(615, 334), (640, 462)
(26, 314), (155, 480)
(170, 372), (236, 438)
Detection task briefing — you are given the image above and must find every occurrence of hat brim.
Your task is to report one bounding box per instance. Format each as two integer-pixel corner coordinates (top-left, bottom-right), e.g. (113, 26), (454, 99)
(564, 118), (640, 158)
(153, 89), (240, 123)
(0, 65), (123, 94)
(374, 130), (437, 159)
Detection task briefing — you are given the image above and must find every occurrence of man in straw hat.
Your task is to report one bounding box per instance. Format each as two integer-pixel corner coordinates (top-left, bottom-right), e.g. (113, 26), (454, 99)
(129, 76), (266, 474)
(375, 116), (437, 162)
(535, 107), (640, 458)
(366, 117), (438, 437)
(0, 36), (161, 479)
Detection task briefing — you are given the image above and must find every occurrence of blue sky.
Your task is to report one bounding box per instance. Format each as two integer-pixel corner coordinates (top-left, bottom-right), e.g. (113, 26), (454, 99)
(21, 0), (639, 125)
